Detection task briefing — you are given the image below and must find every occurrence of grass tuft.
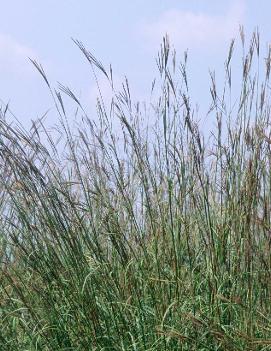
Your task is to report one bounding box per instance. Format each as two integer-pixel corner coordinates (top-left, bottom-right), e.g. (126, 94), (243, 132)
(0, 31), (271, 350)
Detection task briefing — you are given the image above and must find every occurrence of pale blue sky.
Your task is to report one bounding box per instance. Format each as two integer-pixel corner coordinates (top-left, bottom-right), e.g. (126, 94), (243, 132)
(0, 0), (270, 128)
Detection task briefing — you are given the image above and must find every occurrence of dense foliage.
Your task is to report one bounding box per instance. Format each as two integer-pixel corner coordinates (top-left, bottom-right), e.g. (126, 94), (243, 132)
(0, 30), (270, 350)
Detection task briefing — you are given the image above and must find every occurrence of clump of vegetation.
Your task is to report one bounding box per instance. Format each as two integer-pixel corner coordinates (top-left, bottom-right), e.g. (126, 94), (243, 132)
(0, 29), (270, 350)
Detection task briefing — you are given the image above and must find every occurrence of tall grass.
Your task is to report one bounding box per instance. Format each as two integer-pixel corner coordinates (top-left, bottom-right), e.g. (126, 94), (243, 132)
(0, 29), (271, 350)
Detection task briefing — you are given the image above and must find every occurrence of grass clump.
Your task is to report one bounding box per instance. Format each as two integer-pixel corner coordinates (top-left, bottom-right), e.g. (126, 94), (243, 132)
(0, 30), (271, 350)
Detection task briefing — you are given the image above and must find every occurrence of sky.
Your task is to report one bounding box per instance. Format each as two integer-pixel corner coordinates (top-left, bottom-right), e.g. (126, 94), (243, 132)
(0, 0), (270, 130)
